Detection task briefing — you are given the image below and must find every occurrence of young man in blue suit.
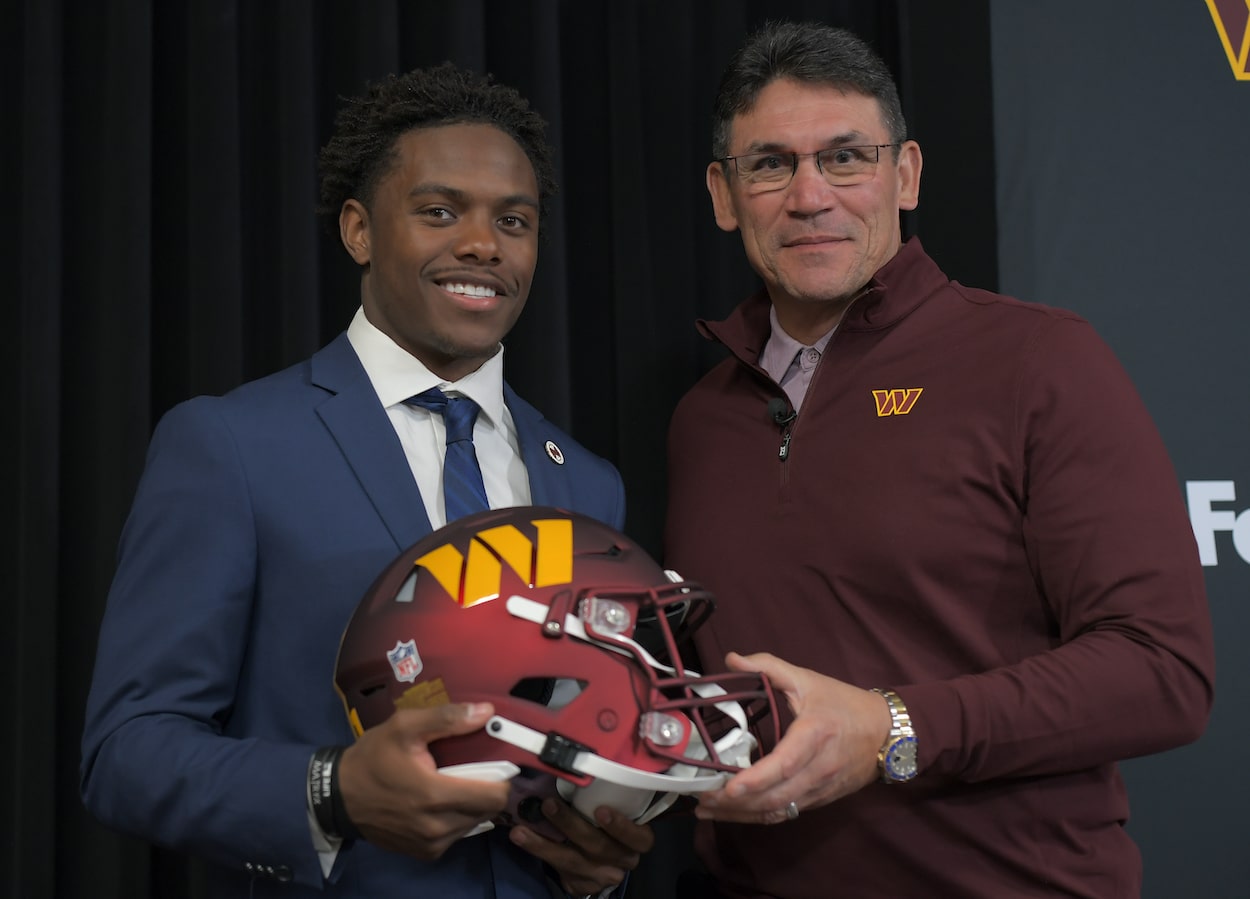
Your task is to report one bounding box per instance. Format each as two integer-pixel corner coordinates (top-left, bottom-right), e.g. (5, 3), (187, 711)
(81, 63), (648, 899)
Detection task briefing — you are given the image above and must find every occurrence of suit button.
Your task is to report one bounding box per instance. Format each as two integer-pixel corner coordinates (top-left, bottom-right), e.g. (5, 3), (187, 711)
(244, 862), (256, 873)
(275, 866), (293, 882)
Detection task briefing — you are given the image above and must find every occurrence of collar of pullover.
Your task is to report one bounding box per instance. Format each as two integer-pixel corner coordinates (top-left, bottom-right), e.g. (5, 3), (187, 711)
(696, 237), (947, 357)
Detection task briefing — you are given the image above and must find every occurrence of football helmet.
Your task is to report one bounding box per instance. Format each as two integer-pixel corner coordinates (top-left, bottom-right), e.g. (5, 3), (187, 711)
(334, 505), (778, 837)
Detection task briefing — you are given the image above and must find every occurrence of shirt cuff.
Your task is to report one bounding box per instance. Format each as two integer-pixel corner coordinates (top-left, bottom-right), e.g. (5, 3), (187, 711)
(306, 804), (342, 878)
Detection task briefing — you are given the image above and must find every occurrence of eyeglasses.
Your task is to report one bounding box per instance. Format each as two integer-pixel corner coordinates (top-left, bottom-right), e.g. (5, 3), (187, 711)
(719, 144), (900, 192)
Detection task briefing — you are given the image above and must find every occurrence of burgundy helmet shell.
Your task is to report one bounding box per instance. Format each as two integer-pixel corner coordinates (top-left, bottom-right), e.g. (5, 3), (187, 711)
(334, 506), (777, 834)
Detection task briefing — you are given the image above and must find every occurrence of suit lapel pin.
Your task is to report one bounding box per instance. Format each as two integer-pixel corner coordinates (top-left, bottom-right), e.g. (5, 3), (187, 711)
(545, 440), (565, 465)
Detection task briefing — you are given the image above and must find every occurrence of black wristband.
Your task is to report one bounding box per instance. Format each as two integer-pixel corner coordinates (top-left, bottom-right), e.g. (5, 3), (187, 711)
(308, 746), (361, 842)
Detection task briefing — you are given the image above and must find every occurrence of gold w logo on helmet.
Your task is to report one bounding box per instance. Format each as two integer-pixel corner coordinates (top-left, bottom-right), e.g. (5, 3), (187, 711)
(414, 518), (574, 607)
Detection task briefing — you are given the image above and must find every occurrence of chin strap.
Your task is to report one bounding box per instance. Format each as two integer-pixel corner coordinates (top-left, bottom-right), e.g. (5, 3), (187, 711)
(485, 714), (733, 794)
(488, 714), (727, 826)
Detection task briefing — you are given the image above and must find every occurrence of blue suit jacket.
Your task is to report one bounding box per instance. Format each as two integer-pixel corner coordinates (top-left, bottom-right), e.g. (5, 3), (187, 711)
(81, 334), (625, 898)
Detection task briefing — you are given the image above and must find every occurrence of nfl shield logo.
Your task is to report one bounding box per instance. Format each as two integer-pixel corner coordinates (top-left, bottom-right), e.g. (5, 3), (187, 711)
(387, 639), (423, 683)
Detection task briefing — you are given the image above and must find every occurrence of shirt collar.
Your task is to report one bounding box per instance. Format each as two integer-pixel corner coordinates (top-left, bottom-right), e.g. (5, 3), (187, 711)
(759, 304), (838, 382)
(345, 307), (507, 425)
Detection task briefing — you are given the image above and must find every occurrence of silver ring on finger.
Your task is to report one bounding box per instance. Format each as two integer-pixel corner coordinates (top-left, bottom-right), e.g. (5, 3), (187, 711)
(784, 800), (799, 821)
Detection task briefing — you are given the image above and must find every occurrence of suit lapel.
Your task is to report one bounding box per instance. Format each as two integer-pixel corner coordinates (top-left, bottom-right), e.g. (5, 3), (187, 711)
(506, 383), (574, 509)
(311, 335), (432, 550)
(308, 342), (578, 542)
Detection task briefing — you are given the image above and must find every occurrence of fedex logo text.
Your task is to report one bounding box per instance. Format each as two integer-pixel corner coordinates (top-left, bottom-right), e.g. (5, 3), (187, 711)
(1187, 481), (1250, 567)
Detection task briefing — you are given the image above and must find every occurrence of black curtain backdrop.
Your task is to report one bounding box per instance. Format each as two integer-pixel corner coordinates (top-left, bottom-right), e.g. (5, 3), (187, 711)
(4, 2), (995, 897)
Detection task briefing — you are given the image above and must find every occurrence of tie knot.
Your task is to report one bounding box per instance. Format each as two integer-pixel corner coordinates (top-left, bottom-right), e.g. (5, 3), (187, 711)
(405, 388), (481, 444)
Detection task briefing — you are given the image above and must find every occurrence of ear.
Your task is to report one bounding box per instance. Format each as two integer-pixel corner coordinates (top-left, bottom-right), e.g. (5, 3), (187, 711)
(339, 199), (372, 265)
(895, 140), (922, 212)
(706, 161), (741, 233)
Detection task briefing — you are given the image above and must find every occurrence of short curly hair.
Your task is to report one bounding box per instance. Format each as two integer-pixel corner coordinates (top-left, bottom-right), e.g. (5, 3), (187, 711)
(317, 61), (557, 227)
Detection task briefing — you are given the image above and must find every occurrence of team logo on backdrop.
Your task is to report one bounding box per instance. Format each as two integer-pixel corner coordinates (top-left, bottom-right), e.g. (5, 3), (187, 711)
(413, 518), (575, 607)
(873, 388), (924, 416)
(1206, 1), (1250, 80)
(1186, 481), (1250, 566)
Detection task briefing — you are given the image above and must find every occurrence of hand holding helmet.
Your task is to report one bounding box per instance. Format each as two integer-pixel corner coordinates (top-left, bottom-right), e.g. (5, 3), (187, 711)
(334, 701), (511, 858)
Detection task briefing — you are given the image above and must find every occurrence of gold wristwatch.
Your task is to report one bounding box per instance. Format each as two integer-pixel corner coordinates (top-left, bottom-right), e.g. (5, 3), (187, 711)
(871, 688), (918, 783)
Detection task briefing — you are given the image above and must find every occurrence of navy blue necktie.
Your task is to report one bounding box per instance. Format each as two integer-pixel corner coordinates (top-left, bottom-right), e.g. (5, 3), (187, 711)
(405, 388), (490, 523)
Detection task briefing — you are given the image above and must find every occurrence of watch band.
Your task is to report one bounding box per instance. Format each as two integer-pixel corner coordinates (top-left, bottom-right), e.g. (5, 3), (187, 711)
(871, 688), (918, 783)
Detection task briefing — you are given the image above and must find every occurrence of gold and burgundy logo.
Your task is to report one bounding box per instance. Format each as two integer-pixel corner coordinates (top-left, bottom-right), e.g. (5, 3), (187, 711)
(1207, 0), (1250, 80)
(413, 518), (574, 607)
(873, 388), (923, 417)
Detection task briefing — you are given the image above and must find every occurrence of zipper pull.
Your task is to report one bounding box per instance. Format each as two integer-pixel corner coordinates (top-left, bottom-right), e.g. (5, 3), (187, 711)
(768, 397), (797, 461)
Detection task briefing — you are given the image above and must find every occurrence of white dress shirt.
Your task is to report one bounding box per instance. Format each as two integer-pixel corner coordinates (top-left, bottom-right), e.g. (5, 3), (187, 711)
(346, 306), (532, 527)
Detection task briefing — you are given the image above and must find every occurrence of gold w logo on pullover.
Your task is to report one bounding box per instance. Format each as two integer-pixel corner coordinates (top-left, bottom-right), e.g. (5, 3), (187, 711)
(873, 388), (924, 416)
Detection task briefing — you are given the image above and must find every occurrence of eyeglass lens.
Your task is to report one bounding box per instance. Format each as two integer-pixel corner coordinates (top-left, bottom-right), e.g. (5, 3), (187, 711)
(733, 145), (888, 190)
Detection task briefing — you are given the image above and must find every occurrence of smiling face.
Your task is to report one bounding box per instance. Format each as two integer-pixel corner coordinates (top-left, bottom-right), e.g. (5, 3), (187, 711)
(339, 123), (540, 382)
(707, 78), (922, 342)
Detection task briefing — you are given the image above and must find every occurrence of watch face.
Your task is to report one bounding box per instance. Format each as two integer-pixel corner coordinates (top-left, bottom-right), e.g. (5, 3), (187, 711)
(884, 735), (918, 781)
